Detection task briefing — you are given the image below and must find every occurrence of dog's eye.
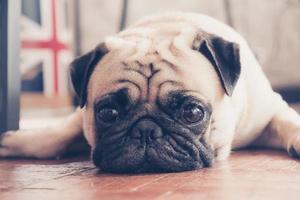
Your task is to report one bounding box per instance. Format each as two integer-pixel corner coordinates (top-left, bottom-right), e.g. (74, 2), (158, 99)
(181, 103), (204, 124)
(97, 107), (119, 124)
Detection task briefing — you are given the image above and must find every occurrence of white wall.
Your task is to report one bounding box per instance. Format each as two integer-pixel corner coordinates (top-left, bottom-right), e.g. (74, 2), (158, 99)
(78, 0), (300, 88)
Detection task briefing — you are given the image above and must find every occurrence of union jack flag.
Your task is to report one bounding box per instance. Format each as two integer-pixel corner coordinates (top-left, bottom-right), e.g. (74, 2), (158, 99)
(21, 0), (74, 96)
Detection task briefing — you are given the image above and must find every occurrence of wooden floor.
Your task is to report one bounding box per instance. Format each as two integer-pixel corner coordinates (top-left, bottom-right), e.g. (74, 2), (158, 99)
(1, 104), (298, 200)
(1, 150), (300, 200)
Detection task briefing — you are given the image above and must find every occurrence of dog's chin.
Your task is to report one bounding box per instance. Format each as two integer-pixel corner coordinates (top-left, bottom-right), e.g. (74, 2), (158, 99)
(92, 132), (214, 174)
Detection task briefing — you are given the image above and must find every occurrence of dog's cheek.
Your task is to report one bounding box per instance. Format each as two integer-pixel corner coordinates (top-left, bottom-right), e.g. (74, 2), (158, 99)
(91, 144), (102, 168)
(82, 107), (97, 148)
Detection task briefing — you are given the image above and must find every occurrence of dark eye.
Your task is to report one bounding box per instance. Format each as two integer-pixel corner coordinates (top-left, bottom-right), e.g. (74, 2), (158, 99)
(181, 103), (204, 124)
(97, 107), (119, 124)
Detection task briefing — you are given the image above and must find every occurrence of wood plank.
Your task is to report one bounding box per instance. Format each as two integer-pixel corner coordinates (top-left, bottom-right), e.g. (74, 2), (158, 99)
(21, 93), (72, 109)
(0, 157), (92, 193)
(1, 150), (300, 200)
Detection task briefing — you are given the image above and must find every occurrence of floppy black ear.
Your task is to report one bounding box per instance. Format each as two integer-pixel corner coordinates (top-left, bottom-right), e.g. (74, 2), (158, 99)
(70, 43), (108, 108)
(196, 34), (241, 96)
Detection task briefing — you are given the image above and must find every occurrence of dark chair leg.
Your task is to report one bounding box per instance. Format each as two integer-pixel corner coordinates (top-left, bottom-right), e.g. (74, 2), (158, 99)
(0, 0), (21, 134)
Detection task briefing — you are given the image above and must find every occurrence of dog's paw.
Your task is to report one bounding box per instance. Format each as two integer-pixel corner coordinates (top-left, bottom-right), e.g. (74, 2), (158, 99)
(0, 131), (17, 157)
(287, 135), (300, 158)
(214, 145), (231, 161)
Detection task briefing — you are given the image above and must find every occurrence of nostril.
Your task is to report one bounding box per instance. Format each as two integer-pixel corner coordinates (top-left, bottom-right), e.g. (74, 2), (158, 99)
(130, 119), (163, 140)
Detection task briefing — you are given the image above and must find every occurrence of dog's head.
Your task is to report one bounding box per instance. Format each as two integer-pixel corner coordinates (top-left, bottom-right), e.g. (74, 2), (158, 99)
(70, 29), (241, 173)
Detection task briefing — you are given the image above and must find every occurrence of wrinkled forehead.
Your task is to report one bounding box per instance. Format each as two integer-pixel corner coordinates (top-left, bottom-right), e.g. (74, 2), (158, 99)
(87, 30), (223, 108)
(88, 55), (181, 105)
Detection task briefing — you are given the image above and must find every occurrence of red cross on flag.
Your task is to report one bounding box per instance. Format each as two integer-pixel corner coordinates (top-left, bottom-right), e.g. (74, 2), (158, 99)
(21, 0), (74, 96)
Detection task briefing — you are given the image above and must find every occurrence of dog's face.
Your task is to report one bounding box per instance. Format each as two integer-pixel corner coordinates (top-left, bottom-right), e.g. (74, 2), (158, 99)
(70, 31), (241, 173)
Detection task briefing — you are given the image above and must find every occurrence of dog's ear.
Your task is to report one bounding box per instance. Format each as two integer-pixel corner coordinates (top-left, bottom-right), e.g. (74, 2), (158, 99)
(195, 34), (241, 96)
(70, 43), (108, 107)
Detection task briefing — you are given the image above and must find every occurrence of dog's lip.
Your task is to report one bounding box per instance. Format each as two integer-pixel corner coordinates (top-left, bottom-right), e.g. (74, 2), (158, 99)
(95, 115), (214, 172)
(95, 135), (214, 173)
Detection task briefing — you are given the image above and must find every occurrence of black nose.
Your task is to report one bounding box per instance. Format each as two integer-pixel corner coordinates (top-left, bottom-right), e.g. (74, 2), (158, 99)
(131, 119), (163, 139)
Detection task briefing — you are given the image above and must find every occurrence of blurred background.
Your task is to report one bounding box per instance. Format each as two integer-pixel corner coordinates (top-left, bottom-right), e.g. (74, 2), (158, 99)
(7, 0), (300, 129)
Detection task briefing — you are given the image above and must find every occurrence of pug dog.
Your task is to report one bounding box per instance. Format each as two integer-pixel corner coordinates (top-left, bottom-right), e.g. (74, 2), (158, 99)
(1, 12), (300, 173)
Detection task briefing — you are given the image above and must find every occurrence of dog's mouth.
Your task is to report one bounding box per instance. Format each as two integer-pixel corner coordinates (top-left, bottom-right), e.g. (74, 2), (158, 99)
(92, 118), (214, 173)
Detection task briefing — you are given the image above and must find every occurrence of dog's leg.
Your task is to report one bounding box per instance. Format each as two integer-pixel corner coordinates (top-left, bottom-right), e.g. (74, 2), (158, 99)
(253, 101), (300, 157)
(0, 108), (86, 159)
